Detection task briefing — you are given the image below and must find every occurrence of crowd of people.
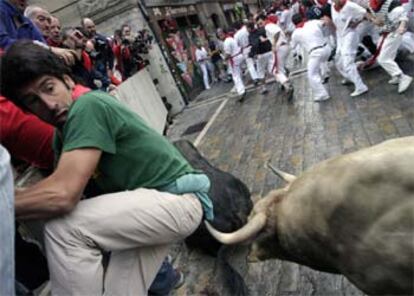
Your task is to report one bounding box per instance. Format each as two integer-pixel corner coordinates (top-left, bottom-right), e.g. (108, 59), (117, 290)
(0, 0), (413, 295)
(195, 0), (413, 102)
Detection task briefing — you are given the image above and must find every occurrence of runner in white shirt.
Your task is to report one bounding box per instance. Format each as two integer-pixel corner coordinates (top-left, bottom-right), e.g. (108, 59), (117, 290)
(332, 0), (369, 97)
(369, 0), (413, 93)
(218, 28), (247, 101)
(195, 43), (212, 90)
(291, 14), (332, 102)
(234, 21), (259, 83)
(257, 14), (293, 97)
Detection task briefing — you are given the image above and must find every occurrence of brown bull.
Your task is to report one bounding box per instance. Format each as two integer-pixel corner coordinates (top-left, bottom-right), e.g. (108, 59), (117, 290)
(206, 137), (414, 295)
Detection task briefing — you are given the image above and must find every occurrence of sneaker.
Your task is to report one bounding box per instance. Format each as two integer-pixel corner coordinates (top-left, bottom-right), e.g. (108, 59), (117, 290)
(398, 75), (413, 94)
(388, 76), (400, 85)
(238, 92), (247, 103)
(322, 76), (330, 84)
(350, 85), (368, 97)
(260, 87), (269, 94)
(341, 79), (352, 86)
(314, 95), (331, 102)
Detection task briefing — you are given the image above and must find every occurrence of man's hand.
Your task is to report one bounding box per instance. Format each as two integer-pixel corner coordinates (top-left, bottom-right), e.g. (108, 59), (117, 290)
(397, 22), (408, 35)
(50, 47), (77, 66)
(15, 149), (102, 220)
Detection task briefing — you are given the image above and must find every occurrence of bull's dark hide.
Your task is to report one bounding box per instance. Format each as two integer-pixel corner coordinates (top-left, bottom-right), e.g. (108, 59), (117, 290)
(173, 140), (253, 255)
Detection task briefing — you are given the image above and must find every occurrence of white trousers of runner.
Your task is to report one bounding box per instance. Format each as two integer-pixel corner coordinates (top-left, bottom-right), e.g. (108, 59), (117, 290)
(378, 32), (404, 77)
(274, 44), (290, 84)
(335, 31), (367, 90)
(44, 188), (203, 296)
(308, 45), (331, 100)
(230, 55), (246, 95)
(199, 62), (210, 89)
(256, 51), (274, 80)
(243, 48), (259, 81)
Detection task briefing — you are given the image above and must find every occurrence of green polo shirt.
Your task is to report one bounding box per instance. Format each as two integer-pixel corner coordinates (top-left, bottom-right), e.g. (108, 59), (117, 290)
(53, 91), (195, 194)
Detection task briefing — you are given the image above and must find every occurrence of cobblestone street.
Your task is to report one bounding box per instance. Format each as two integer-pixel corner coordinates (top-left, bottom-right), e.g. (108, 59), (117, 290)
(168, 57), (414, 296)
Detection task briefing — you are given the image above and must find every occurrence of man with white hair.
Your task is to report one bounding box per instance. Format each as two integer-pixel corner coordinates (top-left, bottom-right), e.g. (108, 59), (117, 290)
(24, 5), (51, 40)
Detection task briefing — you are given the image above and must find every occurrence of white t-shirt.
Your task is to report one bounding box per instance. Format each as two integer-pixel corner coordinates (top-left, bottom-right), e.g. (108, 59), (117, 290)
(331, 1), (366, 36)
(291, 20), (327, 53)
(265, 23), (287, 46)
(279, 9), (296, 33)
(234, 26), (250, 49)
(195, 47), (209, 63)
(223, 36), (242, 57)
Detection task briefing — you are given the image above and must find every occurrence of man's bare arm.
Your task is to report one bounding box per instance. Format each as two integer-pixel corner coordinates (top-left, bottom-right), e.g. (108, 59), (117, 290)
(15, 148), (102, 220)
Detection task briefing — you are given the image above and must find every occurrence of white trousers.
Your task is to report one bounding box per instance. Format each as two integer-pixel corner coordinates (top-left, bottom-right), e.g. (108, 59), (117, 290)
(229, 55), (246, 95)
(308, 46), (331, 100)
(243, 50), (259, 81)
(274, 44), (290, 84)
(200, 62), (210, 89)
(335, 31), (367, 90)
(378, 33), (404, 77)
(44, 188), (203, 296)
(256, 51), (274, 80)
(401, 32), (414, 53)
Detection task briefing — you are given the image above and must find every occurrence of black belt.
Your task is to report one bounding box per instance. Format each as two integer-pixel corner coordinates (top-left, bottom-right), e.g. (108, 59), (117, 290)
(309, 43), (327, 54)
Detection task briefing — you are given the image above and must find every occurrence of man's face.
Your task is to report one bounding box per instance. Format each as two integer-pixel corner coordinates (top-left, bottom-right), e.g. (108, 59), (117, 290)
(83, 19), (96, 37)
(122, 26), (132, 39)
(9, 0), (27, 12)
(19, 75), (74, 128)
(50, 17), (61, 42)
(32, 8), (51, 37)
(69, 29), (87, 50)
(257, 19), (265, 28)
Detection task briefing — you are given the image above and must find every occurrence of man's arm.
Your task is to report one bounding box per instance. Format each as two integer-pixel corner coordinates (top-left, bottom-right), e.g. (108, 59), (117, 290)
(15, 148), (102, 220)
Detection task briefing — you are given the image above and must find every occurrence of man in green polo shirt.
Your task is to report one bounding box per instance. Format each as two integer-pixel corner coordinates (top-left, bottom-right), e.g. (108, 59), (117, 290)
(1, 40), (213, 295)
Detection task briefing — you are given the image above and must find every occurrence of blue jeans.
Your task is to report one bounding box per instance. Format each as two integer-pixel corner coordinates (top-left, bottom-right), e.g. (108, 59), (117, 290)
(0, 145), (15, 296)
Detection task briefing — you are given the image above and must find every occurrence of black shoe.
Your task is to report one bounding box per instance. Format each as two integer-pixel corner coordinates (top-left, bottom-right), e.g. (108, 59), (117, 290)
(323, 76), (330, 84)
(254, 79), (260, 87)
(238, 92), (247, 103)
(286, 87), (294, 102)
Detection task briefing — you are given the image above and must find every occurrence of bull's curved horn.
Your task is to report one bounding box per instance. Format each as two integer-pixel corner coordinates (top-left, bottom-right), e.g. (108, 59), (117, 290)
(204, 213), (267, 245)
(266, 162), (297, 183)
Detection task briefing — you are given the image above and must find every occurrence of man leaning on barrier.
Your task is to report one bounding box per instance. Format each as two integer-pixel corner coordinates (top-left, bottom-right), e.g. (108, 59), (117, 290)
(1, 40), (214, 296)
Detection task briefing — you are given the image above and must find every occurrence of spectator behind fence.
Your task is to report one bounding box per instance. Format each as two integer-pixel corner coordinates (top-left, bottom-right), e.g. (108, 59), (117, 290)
(24, 5), (51, 40)
(81, 18), (115, 86)
(1, 41), (214, 296)
(0, 0), (44, 49)
(47, 16), (62, 47)
(61, 27), (109, 90)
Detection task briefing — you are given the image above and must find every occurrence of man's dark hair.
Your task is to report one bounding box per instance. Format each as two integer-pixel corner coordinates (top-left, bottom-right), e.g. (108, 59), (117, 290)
(0, 40), (71, 108)
(292, 13), (303, 25)
(233, 20), (242, 30)
(255, 14), (267, 22)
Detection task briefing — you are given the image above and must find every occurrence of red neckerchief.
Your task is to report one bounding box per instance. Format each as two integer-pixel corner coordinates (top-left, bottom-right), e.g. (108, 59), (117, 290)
(81, 50), (92, 72)
(334, 0), (347, 11)
(225, 33), (234, 39)
(295, 21), (306, 28)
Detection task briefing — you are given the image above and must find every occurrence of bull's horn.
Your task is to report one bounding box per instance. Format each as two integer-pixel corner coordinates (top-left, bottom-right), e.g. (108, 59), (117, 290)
(266, 162), (297, 183)
(204, 213), (267, 245)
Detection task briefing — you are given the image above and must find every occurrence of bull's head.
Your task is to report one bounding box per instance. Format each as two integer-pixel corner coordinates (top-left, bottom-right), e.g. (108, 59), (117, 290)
(205, 163), (297, 261)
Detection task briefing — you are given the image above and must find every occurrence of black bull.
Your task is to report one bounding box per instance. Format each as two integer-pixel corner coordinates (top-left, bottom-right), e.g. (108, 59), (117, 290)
(173, 140), (253, 253)
(173, 140), (253, 294)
